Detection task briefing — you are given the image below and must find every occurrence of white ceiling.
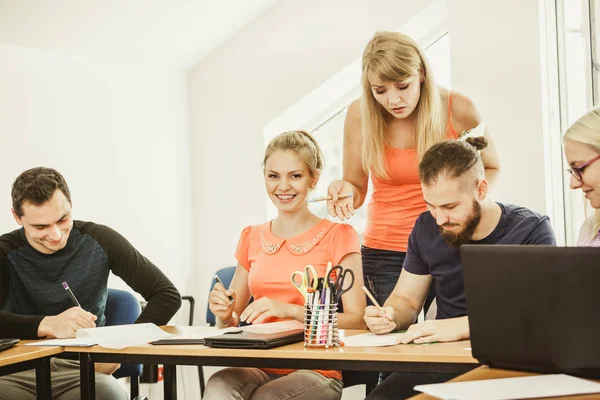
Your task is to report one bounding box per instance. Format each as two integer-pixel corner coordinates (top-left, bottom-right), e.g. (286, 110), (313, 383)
(0, 0), (278, 70)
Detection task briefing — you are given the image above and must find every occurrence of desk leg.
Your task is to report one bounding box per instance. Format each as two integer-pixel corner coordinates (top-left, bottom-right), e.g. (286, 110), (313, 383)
(164, 364), (177, 400)
(35, 357), (51, 400)
(79, 353), (96, 400)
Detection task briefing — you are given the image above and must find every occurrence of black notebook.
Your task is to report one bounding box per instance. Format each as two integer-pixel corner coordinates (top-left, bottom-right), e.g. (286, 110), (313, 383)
(203, 328), (304, 349)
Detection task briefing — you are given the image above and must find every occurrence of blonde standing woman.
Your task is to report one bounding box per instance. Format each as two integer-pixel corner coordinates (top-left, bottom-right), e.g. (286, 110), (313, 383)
(564, 108), (600, 246)
(327, 31), (501, 310)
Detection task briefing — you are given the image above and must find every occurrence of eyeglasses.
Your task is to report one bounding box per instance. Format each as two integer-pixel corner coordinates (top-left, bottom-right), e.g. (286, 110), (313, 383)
(567, 154), (600, 181)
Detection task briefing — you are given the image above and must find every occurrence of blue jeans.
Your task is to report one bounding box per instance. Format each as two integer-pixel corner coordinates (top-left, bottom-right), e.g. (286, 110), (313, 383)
(362, 245), (436, 315)
(361, 245), (405, 306)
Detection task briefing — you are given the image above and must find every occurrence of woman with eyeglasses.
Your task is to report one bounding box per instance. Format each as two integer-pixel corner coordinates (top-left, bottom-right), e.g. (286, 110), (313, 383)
(564, 108), (600, 246)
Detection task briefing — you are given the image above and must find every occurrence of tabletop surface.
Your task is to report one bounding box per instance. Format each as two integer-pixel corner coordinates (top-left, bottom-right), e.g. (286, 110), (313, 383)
(63, 327), (477, 364)
(409, 366), (600, 400)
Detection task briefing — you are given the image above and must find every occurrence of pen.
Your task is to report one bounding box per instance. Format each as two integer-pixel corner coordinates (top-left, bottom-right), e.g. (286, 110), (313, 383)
(62, 282), (81, 308)
(214, 275), (234, 302)
(362, 286), (393, 322)
(308, 193), (353, 203)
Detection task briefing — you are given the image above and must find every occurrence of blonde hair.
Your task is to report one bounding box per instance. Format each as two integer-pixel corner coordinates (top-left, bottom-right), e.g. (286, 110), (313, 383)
(263, 130), (325, 181)
(361, 31), (446, 179)
(564, 108), (600, 235)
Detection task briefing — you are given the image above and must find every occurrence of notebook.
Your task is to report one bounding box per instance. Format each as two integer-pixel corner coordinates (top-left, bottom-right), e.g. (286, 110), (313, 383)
(151, 320), (304, 346)
(0, 338), (19, 352)
(203, 328), (304, 349)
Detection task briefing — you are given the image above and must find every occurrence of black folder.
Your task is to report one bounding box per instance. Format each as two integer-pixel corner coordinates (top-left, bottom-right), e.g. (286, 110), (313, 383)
(203, 328), (304, 349)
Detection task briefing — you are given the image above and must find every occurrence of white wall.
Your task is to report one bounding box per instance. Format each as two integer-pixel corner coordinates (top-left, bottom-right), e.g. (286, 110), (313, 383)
(189, 0), (437, 325)
(0, 43), (194, 305)
(448, 0), (550, 215)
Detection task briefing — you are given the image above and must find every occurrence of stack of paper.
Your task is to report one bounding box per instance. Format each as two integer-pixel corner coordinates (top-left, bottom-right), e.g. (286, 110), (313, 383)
(414, 374), (600, 400)
(26, 323), (171, 349)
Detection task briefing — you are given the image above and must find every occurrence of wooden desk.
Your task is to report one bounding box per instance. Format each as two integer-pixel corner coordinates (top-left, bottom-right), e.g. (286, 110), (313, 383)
(67, 327), (478, 400)
(0, 343), (61, 400)
(409, 366), (600, 400)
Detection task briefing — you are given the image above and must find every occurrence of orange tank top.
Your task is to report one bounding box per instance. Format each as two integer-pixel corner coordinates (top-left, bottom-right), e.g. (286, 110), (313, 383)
(362, 92), (459, 252)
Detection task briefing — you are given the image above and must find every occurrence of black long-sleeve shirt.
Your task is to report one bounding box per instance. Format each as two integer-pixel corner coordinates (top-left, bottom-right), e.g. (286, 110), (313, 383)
(0, 220), (181, 339)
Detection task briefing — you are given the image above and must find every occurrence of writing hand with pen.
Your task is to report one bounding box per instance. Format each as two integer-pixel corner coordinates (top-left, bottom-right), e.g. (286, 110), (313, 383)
(363, 286), (397, 334)
(37, 282), (118, 374)
(37, 307), (97, 339)
(37, 281), (97, 339)
(209, 275), (239, 328)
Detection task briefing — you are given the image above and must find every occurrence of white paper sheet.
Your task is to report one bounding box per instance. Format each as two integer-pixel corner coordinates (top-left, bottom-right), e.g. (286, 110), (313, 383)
(26, 323), (171, 349)
(343, 332), (406, 347)
(414, 374), (600, 400)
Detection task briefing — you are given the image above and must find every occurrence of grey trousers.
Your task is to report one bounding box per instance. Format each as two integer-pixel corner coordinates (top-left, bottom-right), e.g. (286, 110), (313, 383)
(203, 368), (343, 400)
(0, 358), (127, 400)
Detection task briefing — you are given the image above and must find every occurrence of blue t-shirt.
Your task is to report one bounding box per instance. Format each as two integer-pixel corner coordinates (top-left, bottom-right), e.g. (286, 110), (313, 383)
(404, 203), (556, 320)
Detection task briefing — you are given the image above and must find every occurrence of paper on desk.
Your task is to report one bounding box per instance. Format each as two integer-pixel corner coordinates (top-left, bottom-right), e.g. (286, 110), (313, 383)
(26, 323), (172, 349)
(242, 320), (304, 334)
(343, 332), (406, 347)
(414, 374), (600, 400)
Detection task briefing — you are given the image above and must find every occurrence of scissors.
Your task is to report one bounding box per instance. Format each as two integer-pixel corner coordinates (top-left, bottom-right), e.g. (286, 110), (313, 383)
(326, 265), (355, 304)
(291, 264), (318, 300)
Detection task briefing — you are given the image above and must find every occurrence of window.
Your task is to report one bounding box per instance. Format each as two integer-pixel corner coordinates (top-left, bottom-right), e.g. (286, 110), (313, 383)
(552, 0), (595, 244)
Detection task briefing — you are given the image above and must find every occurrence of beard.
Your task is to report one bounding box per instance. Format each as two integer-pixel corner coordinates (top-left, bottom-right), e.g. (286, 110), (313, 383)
(439, 200), (482, 248)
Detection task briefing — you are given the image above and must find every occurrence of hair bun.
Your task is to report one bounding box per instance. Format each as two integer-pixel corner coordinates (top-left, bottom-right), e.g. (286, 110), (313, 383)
(465, 136), (488, 151)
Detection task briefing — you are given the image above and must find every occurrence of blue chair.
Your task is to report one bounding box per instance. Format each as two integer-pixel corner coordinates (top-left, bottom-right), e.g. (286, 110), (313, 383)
(105, 288), (143, 400)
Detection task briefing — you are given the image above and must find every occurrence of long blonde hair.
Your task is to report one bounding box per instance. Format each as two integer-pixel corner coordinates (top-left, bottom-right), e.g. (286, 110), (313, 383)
(563, 108), (600, 235)
(361, 31), (446, 179)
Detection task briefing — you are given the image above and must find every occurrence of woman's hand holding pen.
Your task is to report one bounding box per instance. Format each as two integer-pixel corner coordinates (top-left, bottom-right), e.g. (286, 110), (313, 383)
(239, 297), (301, 325)
(326, 180), (355, 221)
(364, 305), (397, 335)
(37, 306), (97, 338)
(209, 282), (238, 327)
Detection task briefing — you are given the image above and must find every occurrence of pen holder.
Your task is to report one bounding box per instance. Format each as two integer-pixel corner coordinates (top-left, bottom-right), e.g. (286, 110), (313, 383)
(303, 302), (340, 348)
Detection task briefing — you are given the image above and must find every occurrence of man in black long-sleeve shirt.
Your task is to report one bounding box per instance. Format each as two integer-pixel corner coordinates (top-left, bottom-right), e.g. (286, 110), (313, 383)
(0, 167), (181, 399)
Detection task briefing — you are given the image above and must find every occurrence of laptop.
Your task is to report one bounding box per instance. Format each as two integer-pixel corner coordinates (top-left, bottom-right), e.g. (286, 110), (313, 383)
(203, 328), (304, 349)
(461, 245), (600, 378)
(0, 338), (19, 352)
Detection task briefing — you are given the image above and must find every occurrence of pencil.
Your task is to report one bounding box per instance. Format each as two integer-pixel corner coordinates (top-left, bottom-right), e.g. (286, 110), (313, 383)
(362, 286), (393, 322)
(308, 193), (353, 203)
(62, 282), (81, 308)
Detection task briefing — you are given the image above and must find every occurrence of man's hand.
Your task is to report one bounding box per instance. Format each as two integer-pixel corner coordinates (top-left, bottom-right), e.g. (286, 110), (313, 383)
(400, 317), (470, 344)
(37, 306), (97, 338)
(95, 362), (121, 375)
(364, 306), (397, 334)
